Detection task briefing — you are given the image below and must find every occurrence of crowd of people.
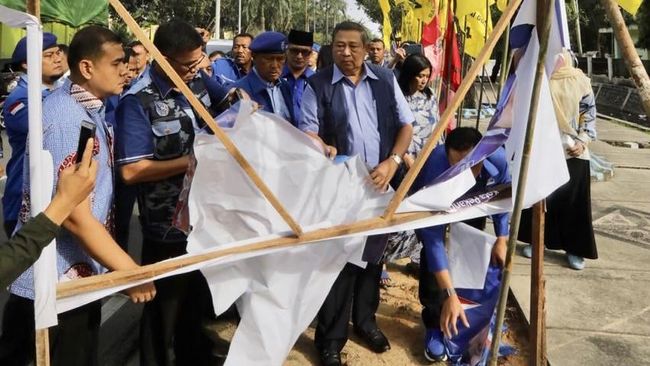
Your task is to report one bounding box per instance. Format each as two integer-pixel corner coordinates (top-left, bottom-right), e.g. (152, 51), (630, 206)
(0, 17), (598, 366)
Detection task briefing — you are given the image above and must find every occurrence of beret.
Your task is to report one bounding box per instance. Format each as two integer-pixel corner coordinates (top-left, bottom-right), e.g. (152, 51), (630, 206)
(12, 32), (58, 64)
(250, 31), (287, 54)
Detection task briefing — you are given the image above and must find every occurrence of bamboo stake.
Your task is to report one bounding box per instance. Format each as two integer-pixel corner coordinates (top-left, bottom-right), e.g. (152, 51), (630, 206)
(382, 0), (523, 220)
(497, 7), (511, 101)
(530, 200), (547, 366)
(475, 0), (490, 129)
(108, 0), (303, 237)
(487, 0), (555, 364)
(57, 187), (512, 299)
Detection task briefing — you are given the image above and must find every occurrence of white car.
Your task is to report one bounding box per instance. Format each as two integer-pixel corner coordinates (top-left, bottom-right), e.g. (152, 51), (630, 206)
(206, 39), (233, 57)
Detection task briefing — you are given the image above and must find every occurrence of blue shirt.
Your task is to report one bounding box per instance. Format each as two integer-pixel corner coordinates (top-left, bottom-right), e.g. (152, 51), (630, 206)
(1, 75), (55, 222)
(115, 67), (227, 166)
(211, 58), (247, 86)
(281, 65), (315, 124)
(233, 68), (293, 124)
(413, 145), (511, 273)
(299, 64), (414, 167)
(10, 79), (114, 299)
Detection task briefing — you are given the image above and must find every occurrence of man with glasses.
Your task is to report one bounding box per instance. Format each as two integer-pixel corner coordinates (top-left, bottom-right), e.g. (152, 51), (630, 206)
(212, 33), (254, 85)
(114, 20), (230, 365)
(282, 29), (315, 125)
(2, 32), (64, 238)
(300, 21), (414, 366)
(234, 31), (296, 125)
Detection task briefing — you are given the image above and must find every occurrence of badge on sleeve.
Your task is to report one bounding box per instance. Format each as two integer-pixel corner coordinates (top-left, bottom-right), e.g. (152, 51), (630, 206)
(154, 101), (170, 117)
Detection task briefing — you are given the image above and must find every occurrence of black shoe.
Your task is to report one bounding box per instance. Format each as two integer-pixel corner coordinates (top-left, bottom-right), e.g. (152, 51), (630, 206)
(354, 326), (391, 353)
(319, 348), (342, 366)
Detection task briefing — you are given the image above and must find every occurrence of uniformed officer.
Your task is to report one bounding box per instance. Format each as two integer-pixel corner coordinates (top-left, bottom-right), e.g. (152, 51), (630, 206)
(1, 32), (64, 237)
(281, 29), (315, 125)
(234, 31), (296, 126)
(114, 20), (230, 366)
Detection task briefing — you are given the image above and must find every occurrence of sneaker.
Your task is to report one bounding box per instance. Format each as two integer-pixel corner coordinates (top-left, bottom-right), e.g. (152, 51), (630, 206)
(424, 329), (447, 363)
(522, 245), (532, 258)
(567, 254), (585, 270)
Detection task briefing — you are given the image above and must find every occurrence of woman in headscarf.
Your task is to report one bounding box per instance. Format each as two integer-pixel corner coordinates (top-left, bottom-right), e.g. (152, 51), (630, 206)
(519, 50), (598, 270)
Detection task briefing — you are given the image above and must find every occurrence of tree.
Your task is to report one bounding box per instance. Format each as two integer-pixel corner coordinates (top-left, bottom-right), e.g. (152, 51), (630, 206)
(355, 0), (402, 39)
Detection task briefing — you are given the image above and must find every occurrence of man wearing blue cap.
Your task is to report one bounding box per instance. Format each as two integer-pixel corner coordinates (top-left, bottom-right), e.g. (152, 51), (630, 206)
(1, 32), (64, 237)
(282, 29), (315, 125)
(234, 31), (296, 125)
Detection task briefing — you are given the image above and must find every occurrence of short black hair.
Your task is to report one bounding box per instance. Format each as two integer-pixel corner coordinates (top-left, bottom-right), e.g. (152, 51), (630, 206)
(57, 44), (69, 56)
(317, 44), (334, 69)
(332, 21), (369, 45)
(445, 127), (483, 154)
(68, 25), (122, 76)
(369, 38), (384, 47)
(128, 40), (144, 49)
(209, 50), (225, 58)
(233, 33), (254, 43)
(154, 19), (204, 58)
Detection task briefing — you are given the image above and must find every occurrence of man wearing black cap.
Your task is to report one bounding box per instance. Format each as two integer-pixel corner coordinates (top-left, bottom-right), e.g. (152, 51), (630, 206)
(282, 29), (315, 125)
(1, 32), (64, 237)
(234, 31), (296, 126)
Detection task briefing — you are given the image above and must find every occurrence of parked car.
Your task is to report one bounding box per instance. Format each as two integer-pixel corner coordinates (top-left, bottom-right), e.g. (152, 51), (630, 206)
(205, 39), (232, 57)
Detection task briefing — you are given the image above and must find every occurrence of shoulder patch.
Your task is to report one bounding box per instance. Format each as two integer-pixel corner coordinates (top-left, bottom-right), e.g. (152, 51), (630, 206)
(8, 102), (25, 116)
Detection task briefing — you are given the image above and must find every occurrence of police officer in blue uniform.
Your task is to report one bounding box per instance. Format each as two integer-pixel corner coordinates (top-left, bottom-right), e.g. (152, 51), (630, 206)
(234, 31), (297, 126)
(114, 20), (230, 366)
(1, 32), (64, 236)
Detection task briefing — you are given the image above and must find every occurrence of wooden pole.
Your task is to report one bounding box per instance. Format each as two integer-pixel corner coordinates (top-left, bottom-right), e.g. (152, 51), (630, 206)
(382, 0), (523, 220)
(497, 1), (511, 101)
(488, 0), (555, 364)
(27, 0), (48, 364)
(530, 200), (547, 366)
(475, 0), (490, 129)
(599, 0), (650, 123)
(108, 0), (303, 237)
(57, 188), (512, 299)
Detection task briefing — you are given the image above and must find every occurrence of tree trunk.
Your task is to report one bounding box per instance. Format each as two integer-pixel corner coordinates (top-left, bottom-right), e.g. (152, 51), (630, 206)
(599, 0), (650, 119)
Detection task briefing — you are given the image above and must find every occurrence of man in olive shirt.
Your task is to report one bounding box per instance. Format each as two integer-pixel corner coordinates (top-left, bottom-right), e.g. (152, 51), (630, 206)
(0, 139), (96, 288)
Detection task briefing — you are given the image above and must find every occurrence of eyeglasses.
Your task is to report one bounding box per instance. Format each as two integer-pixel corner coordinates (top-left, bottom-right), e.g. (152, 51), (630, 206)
(288, 47), (312, 57)
(167, 53), (206, 72)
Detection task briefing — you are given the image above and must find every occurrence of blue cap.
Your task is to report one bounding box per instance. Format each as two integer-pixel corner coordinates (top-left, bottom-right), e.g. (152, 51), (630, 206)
(312, 42), (321, 53)
(250, 31), (286, 54)
(11, 32), (58, 64)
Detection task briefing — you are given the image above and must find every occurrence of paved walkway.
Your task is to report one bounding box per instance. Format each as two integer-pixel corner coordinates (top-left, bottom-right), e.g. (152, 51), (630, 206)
(510, 117), (650, 365)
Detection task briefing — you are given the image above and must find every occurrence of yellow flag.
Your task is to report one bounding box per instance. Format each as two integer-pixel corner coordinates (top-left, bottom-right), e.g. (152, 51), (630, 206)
(379, 0), (392, 47)
(617, 0), (642, 15)
(456, 0), (495, 58)
(496, 0), (508, 11)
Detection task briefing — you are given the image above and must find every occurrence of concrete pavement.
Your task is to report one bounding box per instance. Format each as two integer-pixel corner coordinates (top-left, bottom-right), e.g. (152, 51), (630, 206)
(510, 117), (650, 365)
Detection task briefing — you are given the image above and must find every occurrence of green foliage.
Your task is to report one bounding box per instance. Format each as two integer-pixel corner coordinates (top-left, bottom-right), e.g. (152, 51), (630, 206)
(111, 0), (347, 42)
(354, 0), (402, 39)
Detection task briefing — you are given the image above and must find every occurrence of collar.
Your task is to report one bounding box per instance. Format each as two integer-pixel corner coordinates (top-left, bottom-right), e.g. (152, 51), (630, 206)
(69, 81), (104, 113)
(281, 65), (315, 80)
(19, 73), (56, 93)
(150, 66), (174, 98)
(331, 63), (378, 85)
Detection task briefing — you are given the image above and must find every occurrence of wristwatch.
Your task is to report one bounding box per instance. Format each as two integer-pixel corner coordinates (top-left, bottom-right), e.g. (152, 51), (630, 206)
(441, 288), (456, 300)
(389, 153), (403, 166)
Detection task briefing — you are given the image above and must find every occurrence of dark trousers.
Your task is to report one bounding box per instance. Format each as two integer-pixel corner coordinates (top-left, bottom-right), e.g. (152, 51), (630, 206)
(3, 219), (17, 238)
(0, 294), (100, 366)
(114, 179), (137, 251)
(315, 262), (382, 352)
(419, 217), (486, 330)
(139, 238), (215, 366)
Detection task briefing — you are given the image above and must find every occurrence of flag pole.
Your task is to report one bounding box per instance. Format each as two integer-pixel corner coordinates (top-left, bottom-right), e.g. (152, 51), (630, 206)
(475, 0), (490, 129)
(487, 0), (555, 364)
(456, 15), (468, 128)
(497, 1), (511, 100)
(28, 1), (49, 364)
(382, 0), (523, 220)
(530, 200), (547, 366)
(108, 0), (304, 237)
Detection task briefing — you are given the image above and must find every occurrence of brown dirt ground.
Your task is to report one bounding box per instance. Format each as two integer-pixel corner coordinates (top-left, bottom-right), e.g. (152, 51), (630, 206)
(208, 259), (529, 366)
